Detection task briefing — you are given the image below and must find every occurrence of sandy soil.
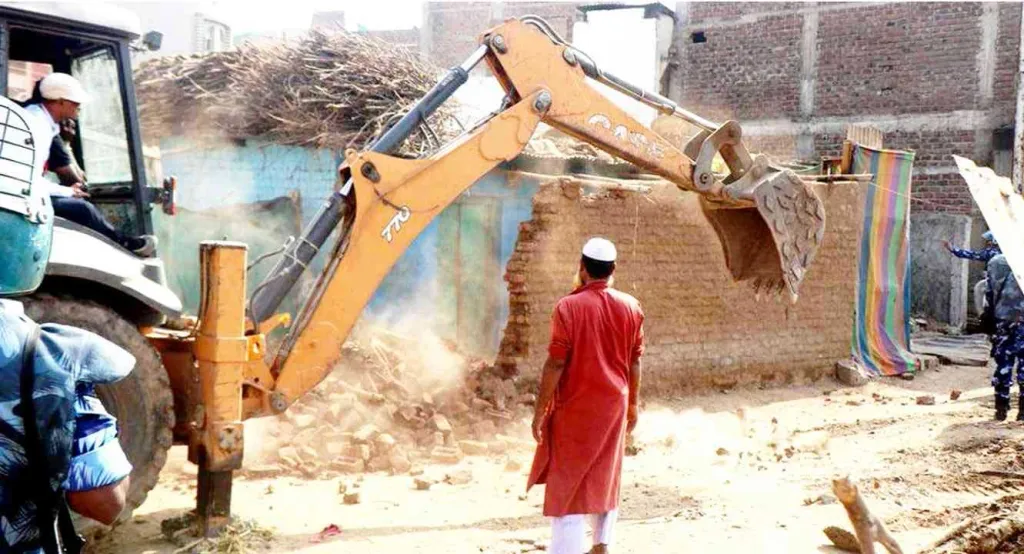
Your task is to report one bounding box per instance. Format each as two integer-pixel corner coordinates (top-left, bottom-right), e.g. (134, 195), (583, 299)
(86, 362), (1024, 554)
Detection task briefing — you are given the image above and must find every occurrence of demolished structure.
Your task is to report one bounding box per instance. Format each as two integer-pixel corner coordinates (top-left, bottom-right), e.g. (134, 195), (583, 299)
(497, 174), (867, 393)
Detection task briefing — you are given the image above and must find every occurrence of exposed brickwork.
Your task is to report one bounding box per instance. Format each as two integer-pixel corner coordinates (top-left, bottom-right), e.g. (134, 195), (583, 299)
(747, 135), (798, 160)
(680, 14), (803, 121)
(911, 174), (976, 215)
(814, 129), (978, 171)
(7, 61), (51, 102)
(994, 2), (1023, 107)
(674, 2), (1019, 216)
(425, 2), (579, 68)
(497, 178), (866, 394)
(883, 130), (977, 169)
(814, 130), (979, 214)
(816, 130), (977, 169)
(813, 134), (843, 160)
(816, 2), (984, 117)
(688, 2), (804, 24)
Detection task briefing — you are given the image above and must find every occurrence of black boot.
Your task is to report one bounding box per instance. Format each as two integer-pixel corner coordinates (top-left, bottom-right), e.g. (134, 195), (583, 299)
(1016, 397), (1024, 422)
(996, 396), (1010, 421)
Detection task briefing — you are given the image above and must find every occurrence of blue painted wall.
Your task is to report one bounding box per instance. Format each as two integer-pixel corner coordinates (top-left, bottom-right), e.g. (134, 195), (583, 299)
(155, 137), (541, 354)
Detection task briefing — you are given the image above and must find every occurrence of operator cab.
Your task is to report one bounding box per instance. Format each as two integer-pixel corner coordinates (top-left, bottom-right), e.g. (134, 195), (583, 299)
(0, 3), (182, 325)
(0, 3), (171, 237)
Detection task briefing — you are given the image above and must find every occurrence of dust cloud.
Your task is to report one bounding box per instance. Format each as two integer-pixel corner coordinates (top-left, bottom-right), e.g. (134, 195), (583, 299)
(632, 406), (831, 467)
(240, 290), (535, 476)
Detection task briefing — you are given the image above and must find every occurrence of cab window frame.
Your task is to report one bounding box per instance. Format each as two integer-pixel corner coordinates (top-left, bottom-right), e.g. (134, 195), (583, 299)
(0, 10), (151, 234)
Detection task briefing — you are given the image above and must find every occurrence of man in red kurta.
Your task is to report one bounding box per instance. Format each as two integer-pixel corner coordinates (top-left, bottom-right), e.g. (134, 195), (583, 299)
(528, 237), (645, 554)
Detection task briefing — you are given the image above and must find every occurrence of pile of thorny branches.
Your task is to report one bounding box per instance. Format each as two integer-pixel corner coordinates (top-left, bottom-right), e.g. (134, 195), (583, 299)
(135, 30), (460, 155)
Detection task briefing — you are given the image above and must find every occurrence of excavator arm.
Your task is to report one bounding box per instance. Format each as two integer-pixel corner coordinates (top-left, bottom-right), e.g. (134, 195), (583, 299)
(182, 19), (828, 528)
(242, 16), (826, 415)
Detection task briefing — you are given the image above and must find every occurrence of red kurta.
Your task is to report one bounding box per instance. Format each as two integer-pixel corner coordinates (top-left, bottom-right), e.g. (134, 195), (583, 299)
(527, 279), (645, 517)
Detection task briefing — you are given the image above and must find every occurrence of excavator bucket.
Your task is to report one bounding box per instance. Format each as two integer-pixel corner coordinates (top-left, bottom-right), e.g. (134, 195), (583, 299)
(700, 168), (826, 300)
(671, 118), (826, 300)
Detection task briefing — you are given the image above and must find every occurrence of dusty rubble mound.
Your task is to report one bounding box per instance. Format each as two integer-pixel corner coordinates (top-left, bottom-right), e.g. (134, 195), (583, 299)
(135, 30), (458, 154)
(245, 329), (536, 478)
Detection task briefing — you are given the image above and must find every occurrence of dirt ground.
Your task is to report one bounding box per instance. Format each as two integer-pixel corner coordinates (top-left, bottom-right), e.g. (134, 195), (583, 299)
(87, 362), (1024, 553)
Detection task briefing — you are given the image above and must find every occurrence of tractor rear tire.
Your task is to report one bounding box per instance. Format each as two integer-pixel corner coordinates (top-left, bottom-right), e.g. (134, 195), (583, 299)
(22, 294), (174, 520)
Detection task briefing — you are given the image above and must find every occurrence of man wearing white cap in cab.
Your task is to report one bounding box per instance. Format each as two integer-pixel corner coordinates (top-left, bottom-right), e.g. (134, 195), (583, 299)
(22, 73), (157, 257)
(527, 237), (645, 554)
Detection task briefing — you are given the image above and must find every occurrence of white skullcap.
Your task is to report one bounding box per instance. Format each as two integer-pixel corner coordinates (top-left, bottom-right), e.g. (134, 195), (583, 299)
(40, 73), (89, 104)
(582, 237), (616, 262)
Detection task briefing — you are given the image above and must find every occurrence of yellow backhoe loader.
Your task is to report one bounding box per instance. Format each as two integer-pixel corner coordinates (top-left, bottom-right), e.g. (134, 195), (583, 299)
(0, 6), (825, 533)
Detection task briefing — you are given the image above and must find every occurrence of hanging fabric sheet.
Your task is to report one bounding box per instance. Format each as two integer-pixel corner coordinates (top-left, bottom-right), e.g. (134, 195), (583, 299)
(851, 144), (919, 375)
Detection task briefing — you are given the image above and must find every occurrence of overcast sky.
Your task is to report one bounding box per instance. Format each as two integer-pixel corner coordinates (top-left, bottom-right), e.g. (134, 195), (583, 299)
(217, 0), (425, 33)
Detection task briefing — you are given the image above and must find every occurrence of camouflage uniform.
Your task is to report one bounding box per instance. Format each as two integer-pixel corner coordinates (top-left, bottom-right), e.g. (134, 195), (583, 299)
(991, 321), (1024, 401)
(949, 244), (1001, 263)
(985, 255), (1024, 419)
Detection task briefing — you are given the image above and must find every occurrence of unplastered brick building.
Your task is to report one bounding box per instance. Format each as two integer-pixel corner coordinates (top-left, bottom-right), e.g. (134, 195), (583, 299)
(669, 4), (1015, 327)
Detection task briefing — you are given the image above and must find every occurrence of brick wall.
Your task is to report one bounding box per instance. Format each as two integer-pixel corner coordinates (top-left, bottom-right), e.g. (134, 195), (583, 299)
(994, 3), (1022, 108)
(688, 2), (803, 22)
(678, 12), (803, 121)
(673, 2), (1020, 216)
(815, 3), (983, 117)
(496, 178), (866, 394)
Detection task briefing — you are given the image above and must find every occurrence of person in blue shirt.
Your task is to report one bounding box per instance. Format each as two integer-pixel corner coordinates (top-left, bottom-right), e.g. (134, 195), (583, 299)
(0, 299), (134, 553)
(944, 231), (1002, 263)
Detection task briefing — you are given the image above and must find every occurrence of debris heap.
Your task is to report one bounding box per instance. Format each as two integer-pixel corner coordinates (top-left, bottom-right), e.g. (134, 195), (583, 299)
(135, 30), (459, 154)
(247, 330), (536, 478)
(924, 505), (1024, 554)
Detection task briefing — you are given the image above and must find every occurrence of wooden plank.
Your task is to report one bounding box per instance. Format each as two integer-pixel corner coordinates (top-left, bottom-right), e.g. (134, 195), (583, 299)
(911, 332), (990, 366)
(847, 125), (884, 149)
(954, 156), (1024, 288)
(840, 140), (854, 174)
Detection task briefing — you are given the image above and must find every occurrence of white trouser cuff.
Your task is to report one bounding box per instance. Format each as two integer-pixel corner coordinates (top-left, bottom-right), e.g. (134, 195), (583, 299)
(550, 509), (618, 553)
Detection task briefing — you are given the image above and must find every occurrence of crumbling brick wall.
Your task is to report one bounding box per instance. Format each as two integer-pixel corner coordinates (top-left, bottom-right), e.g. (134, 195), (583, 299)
(497, 178), (865, 394)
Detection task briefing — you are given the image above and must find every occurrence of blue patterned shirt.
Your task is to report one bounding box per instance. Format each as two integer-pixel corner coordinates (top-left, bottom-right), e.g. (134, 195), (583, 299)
(0, 300), (133, 552)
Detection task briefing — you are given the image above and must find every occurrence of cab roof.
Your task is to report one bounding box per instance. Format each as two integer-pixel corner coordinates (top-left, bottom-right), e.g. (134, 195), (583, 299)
(0, 2), (141, 38)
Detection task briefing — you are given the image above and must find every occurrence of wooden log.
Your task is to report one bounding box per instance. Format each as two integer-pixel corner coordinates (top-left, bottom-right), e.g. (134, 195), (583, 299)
(831, 476), (904, 554)
(975, 469), (1024, 479)
(840, 140), (854, 174)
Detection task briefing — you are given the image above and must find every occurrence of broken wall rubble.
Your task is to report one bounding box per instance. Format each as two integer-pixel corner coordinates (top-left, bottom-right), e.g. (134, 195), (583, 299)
(497, 177), (867, 393)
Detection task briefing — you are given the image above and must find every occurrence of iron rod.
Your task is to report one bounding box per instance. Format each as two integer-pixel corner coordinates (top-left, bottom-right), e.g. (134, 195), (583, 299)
(575, 50), (719, 131)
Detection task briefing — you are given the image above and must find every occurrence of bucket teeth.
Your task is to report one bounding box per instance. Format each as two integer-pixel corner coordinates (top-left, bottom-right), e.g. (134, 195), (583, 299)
(701, 168), (825, 300)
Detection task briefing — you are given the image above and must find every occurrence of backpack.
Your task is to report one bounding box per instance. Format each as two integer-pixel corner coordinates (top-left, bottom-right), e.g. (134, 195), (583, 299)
(19, 324), (85, 554)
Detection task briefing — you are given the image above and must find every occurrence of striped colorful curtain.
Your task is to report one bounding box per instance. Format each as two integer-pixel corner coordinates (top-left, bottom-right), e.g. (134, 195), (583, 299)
(851, 145), (919, 375)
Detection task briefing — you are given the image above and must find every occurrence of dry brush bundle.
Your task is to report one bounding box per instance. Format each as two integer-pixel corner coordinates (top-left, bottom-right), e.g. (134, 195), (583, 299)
(136, 30), (460, 155)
